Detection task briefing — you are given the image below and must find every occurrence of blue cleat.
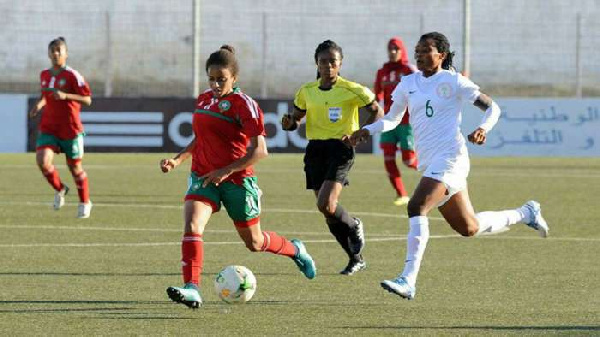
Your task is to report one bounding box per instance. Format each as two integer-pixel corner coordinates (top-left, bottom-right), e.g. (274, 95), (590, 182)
(523, 200), (549, 238)
(381, 276), (416, 300)
(291, 239), (317, 279)
(166, 284), (202, 309)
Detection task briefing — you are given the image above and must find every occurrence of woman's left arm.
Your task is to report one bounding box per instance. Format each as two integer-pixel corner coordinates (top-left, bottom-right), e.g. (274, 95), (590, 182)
(52, 91), (92, 106)
(468, 92), (501, 145)
(201, 135), (268, 187)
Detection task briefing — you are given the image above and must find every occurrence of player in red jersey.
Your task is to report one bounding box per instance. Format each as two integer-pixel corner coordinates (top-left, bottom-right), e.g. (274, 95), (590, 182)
(28, 37), (93, 218)
(160, 45), (316, 309)
(374, 37), (418, 206)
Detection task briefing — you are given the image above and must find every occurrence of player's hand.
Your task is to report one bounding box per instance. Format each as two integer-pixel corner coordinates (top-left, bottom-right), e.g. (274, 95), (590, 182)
(468, 127), (487, 145)
(160, 158), (178, 173)
(348, 129), (370, 147)
(201, 168), (233, 187)
(52, 90), (68, 100)
(281, 114), (299, 131)
(28, 108), (39, 119)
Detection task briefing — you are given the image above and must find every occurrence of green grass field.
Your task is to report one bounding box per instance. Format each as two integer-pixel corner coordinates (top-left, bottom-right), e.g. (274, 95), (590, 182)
(0, 153), (599, 336)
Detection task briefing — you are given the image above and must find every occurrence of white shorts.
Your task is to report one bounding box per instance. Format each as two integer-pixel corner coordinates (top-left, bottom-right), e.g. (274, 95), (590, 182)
(422, 154), (470, 207)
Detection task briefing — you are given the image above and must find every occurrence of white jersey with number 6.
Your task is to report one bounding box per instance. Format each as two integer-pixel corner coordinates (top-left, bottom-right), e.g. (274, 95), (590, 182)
(367, 70), (481, 171)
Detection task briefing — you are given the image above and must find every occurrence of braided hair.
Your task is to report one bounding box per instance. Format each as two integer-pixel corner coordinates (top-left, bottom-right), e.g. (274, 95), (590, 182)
(205, 45), (239, 76)
(419, 32), (455, 71)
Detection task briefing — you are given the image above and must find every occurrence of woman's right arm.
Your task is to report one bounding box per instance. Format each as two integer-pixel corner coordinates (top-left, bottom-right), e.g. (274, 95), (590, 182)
(160, 137), (197, 173)
(349, 94), (408, 146)
(28, 96), (46, 118)
(281, 106), (307, 131)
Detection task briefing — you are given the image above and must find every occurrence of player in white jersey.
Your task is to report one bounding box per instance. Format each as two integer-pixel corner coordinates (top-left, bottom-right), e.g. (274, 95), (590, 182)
(349, 32), (549, 300)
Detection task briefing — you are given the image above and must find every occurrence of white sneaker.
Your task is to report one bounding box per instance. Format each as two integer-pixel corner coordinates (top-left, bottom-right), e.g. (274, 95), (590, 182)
(523, 200), (549, 238)
(77, 201), (92, 219)
(381, 276), (416, 300)
(54, 186), (69, 210)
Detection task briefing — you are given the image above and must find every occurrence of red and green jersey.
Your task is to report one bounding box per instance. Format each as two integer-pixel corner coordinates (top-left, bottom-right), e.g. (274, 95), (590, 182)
(39, 66), (92, 139)
(374, 62), (415, 125)
(191, 88), (266, 185)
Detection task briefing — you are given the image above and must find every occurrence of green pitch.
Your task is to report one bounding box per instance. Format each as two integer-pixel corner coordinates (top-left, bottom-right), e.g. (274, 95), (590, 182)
(0, 153), (598, 335)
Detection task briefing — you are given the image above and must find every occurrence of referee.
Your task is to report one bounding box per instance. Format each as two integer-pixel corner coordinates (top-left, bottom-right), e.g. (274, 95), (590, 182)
(282, 40), (383, 275)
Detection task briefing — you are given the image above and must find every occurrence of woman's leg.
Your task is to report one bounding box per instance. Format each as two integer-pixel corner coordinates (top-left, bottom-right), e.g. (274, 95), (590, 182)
(235, 222), (296, 257)
(167, 200), (213, 308)
(316, 181), (365, 274)
(439, 188), (547, 237)
(181, 200), (212, 286)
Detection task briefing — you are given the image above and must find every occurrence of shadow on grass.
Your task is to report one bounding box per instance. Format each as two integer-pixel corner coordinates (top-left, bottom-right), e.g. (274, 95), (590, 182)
(346, 325), (600, 332)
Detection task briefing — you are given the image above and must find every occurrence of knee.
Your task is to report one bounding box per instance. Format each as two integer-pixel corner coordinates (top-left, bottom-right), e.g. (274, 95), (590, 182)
(244, 237), (263, 252)
(39, 163), (53, 173)
(407, 199), (426, 217)
(317, 200), (335, 216)
(456, 221), (479, 237)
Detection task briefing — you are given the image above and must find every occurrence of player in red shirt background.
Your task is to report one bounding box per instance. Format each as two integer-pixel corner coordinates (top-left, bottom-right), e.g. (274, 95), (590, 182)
(28, 37), (93, 218)
(160, 45), (316, 309)
(374, 37), (418, 206)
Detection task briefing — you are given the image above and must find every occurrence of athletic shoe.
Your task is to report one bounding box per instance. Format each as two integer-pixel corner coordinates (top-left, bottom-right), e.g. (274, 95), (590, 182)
(393, 196), (410, 206)
(291, 239), (317, 279)
(523, 200), (549, 238)
(381, 276), (416, 300)
(53, 185), (69, 210)
(340, 259), (367, 276)
(166, 284), (202, 309)
(77, 201), (92, 219)
(348, 218), (365, 255)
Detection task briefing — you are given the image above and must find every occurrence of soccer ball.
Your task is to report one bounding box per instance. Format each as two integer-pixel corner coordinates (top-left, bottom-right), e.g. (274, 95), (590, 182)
(214, 265), (257, 304)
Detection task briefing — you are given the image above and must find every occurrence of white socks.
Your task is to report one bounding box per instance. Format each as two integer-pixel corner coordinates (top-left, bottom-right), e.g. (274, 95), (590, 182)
(475, 207), (527, 235)
(400, 216), (430, 287)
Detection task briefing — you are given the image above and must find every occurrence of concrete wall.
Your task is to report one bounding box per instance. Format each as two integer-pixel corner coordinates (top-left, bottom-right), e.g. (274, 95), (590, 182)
(1, 0), (598, 98)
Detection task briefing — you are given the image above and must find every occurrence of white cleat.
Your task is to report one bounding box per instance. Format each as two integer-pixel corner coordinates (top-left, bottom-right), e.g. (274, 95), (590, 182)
(381, 276), (416, 300)
(77, 201), (92, 219)
(53, 186), (69, 210)
(523, 200), (549, 238)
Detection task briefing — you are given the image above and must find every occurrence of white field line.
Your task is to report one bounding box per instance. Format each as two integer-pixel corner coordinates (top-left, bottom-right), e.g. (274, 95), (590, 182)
(1, 164), (599, 178)
(0, 201), (445, 221)
(0, 234), (598, 249)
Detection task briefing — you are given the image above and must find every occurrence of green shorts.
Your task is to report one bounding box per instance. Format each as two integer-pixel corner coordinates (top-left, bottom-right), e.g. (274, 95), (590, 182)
(184, 173), (261, 227)
(36, 133), (85, 159)
(379, 124), (415, 150)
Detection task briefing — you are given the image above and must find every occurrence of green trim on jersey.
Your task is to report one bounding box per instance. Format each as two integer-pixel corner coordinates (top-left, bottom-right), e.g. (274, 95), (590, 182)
(49, 66), (67, 76)
(194, 109), (238, 125)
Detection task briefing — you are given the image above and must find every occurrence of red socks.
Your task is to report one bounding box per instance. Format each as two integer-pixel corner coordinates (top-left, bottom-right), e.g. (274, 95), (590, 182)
(73, 171), (90, 203)
(42, 166), (63, 191)
(382, 145), (408, 197)
(260, 231), (297, 257)
(181, 233), (204, 285)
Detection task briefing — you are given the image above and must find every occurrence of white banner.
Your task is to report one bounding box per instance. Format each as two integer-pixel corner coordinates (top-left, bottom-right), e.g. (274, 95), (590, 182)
(0, 94), (28, 153)
(462, 99), (600, 157)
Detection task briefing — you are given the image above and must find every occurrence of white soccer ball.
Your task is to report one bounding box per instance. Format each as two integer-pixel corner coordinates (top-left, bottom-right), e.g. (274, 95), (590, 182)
(214, 265), (257, 304)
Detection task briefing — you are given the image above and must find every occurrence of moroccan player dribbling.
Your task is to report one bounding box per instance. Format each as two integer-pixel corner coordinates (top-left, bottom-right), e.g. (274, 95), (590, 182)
(29, 37), (93, 218)
(161, 45), (316, 309)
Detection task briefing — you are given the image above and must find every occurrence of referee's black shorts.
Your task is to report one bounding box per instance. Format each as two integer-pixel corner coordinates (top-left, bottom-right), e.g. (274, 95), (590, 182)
(303, 139), (355, 190)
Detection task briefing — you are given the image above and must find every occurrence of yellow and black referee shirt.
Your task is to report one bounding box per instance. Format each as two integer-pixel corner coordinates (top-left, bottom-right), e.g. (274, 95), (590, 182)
(294, 76), (376, 140)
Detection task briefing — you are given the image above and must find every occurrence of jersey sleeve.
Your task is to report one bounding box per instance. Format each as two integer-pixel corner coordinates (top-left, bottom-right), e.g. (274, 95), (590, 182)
(69, 70), (92, 96)
(352, 85), (376, 108)
(293, 86), (307, 111)
(238, 96), (266, 138)
(374, 69), (384, 102)
(457, 73), (480, 103)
